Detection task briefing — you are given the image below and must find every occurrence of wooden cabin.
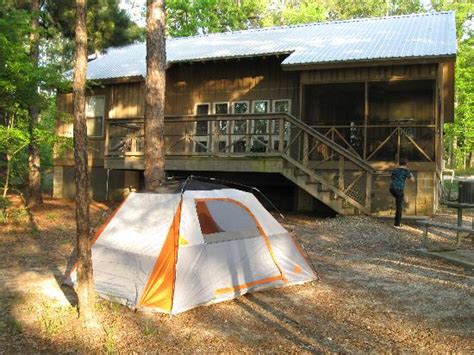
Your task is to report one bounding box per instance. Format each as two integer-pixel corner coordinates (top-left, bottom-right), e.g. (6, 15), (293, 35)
(54, 12), (456, 216)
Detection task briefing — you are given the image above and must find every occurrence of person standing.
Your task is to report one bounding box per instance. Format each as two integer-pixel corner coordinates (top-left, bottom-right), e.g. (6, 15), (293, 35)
(390, 158), (415, 227)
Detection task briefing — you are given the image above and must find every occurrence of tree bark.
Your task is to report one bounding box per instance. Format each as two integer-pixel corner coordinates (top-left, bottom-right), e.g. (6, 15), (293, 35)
(27, 0), (43, 206)
(144, 0), (166, 191)
(73, 0), (95, 325)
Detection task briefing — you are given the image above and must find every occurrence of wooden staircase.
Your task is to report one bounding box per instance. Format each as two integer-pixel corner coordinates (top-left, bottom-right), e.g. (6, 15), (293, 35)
(276, 114), (375, 215)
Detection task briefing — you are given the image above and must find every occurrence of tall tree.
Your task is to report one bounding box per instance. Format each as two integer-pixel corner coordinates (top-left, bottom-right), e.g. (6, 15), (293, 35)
(144, 0), (166, 191)
(43, 0), (144, 56)
(27, 0), (43, 206)
(167, 0), (268, 37)
(72, 0), (95, 324)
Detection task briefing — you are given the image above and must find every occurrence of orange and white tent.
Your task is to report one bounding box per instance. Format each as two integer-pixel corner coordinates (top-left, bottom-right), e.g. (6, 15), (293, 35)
(66, 180), (316, 314)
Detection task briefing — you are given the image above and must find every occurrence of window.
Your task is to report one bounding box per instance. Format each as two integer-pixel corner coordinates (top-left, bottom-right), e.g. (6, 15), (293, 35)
(195, 103), (210, 153)
(232, 101), (249, 114)
(272, 99), (291, 114)
(271, 99), (291, 151)
(214, 102), (229, 114)
(252, 100), (269, 114)
(86, 96), (105, 137)
(195, 103), (210, 115)
(195, 199), (262, 243)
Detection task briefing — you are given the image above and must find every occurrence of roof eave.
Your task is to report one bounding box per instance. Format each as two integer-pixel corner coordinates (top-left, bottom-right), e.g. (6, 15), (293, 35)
(281, 55), (457, 71)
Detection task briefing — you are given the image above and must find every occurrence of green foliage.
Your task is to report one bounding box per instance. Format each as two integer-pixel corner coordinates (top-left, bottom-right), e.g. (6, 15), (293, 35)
(167, 0), (268, 37)
(43, 0), (144, 54)
(37, 301), (75, 336)
(433, 1), (473, 168)
(142, 319), (159, 337)
(103, 324), (117, 353)
(0, 1), (139, 195)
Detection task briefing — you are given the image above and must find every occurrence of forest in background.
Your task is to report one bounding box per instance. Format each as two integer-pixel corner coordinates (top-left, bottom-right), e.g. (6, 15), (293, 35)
(0, 0), (472, 202)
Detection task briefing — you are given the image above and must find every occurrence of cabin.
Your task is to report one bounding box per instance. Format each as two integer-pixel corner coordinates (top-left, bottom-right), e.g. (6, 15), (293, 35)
(54, 12), (456, 216)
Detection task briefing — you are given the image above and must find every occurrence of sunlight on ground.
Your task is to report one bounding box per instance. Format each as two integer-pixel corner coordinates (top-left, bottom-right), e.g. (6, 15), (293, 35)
(39, 279), (70, 306)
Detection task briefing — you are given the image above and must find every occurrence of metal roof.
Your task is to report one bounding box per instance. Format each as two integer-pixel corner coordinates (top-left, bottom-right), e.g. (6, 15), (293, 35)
(85, 11), (456, 80)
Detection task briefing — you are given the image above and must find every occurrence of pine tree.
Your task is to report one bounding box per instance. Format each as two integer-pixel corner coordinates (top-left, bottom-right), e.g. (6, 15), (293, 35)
(72, 0), (95, 325)
(144, 0), (166, 191)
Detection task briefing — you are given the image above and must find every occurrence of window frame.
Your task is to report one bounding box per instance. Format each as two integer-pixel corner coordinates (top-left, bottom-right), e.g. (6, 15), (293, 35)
(231, 101), (250, 115)
(272, 99), (292, 114)
(195, 102), (211, 116)
(194, 102), (211, 153)
(85, 95), (106, 139)
(213, 102), (229, 115)
(252, 100), (270, 114)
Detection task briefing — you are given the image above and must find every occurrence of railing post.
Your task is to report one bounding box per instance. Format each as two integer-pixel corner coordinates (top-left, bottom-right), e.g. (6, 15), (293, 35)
(267, 119), (272, 153)
(396, 127), (401, 161)
(365, 172), (372, 212)
(338, 155), (344, 190)
(212, 120), (218, 154)
(104, 121), (110, 156)
(185, 126), (191, 154)
(278, 117), (285, 153)
(246, 117), (251, 153)
(303, 132), (309, 166)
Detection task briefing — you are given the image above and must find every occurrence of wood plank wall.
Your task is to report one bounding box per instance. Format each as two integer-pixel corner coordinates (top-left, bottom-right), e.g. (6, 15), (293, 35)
(301, 63), (438, 84)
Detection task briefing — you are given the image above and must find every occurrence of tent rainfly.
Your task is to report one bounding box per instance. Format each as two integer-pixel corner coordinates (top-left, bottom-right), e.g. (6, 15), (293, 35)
(65, 180), (317, 314)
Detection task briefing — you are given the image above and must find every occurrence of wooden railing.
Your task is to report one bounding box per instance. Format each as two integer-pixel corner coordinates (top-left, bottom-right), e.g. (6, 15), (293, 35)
(105, 114), (375, 212)
(311, 123), (435, 162)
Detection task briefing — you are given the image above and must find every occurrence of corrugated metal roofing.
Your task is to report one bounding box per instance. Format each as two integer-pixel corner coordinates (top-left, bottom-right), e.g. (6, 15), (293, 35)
(85, 11), (456, 80)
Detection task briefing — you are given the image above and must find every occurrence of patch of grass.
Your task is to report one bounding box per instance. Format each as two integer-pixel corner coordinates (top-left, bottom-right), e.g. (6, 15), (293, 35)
(142, 320), (159, 337)
(9, 207), (29, 225)
(37, 301), (75, 336)
(0, 314), (22, 335)
(103, 324), (117, 353)
(8, 317), (23, 335)
(46, 212), (58, 221)
(107, 300), (123, 316)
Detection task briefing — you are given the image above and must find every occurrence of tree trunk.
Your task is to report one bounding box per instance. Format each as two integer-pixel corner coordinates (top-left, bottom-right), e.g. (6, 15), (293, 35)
(27, 0), (43, 206)
(144, 0), (166, 191)
(3, 155), (11, 198)
(73, 0), (95, 325)
(448, 136), (453, 169)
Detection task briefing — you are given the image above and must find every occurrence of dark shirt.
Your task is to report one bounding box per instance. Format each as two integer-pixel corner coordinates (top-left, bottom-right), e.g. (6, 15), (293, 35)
(390, 167), (412, 191)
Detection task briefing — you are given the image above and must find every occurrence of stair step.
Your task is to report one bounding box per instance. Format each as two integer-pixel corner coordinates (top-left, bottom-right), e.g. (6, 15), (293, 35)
(305, 177), (318, 184)
(294, 170), (308, 177)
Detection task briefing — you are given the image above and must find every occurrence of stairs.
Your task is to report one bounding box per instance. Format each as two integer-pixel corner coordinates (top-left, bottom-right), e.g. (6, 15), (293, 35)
(277, 114), (375, 215)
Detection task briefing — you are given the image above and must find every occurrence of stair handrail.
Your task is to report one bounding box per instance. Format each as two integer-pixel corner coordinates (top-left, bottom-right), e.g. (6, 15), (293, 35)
(281, 113), (375, 173)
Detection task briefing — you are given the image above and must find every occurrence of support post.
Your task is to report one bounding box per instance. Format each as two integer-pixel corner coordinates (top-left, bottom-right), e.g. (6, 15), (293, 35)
(364, 81), (368, 160)
(456, 207), (462, 248)
(278, 117), (285, 153)
(338, 155), (344, 190)
(422, 226), (429, 249)
(303, 132), (309, 166)
(365, 172), (372, 211)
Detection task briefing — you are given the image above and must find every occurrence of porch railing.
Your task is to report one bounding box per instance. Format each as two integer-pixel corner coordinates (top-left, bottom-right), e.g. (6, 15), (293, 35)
(311, 123), (436, 162)
(105, 113), (375, 212)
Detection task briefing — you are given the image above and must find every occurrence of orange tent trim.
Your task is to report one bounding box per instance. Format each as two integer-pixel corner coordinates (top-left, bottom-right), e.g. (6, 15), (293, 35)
(138, 202), (182, 312)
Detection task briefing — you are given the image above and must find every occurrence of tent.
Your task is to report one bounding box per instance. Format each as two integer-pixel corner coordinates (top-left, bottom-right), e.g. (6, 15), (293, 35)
(65, 180), (316, 314)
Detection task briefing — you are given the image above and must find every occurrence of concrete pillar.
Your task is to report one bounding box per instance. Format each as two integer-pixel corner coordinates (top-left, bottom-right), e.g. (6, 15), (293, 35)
(296, 187), (313, 212)
(53, 166), (64, 198)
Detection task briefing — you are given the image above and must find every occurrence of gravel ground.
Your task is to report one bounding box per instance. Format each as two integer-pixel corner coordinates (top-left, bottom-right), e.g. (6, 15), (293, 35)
(0, 196), (472, 352)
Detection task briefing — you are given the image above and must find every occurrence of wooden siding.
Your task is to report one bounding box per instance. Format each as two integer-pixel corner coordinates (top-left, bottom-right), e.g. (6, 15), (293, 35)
(300, 64), (438, 84)
(166, 57), (299, 116)
(109, 82), (145, 118)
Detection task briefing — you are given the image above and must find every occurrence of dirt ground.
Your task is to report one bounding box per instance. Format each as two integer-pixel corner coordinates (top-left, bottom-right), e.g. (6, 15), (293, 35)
(0, 195), (473, 353)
